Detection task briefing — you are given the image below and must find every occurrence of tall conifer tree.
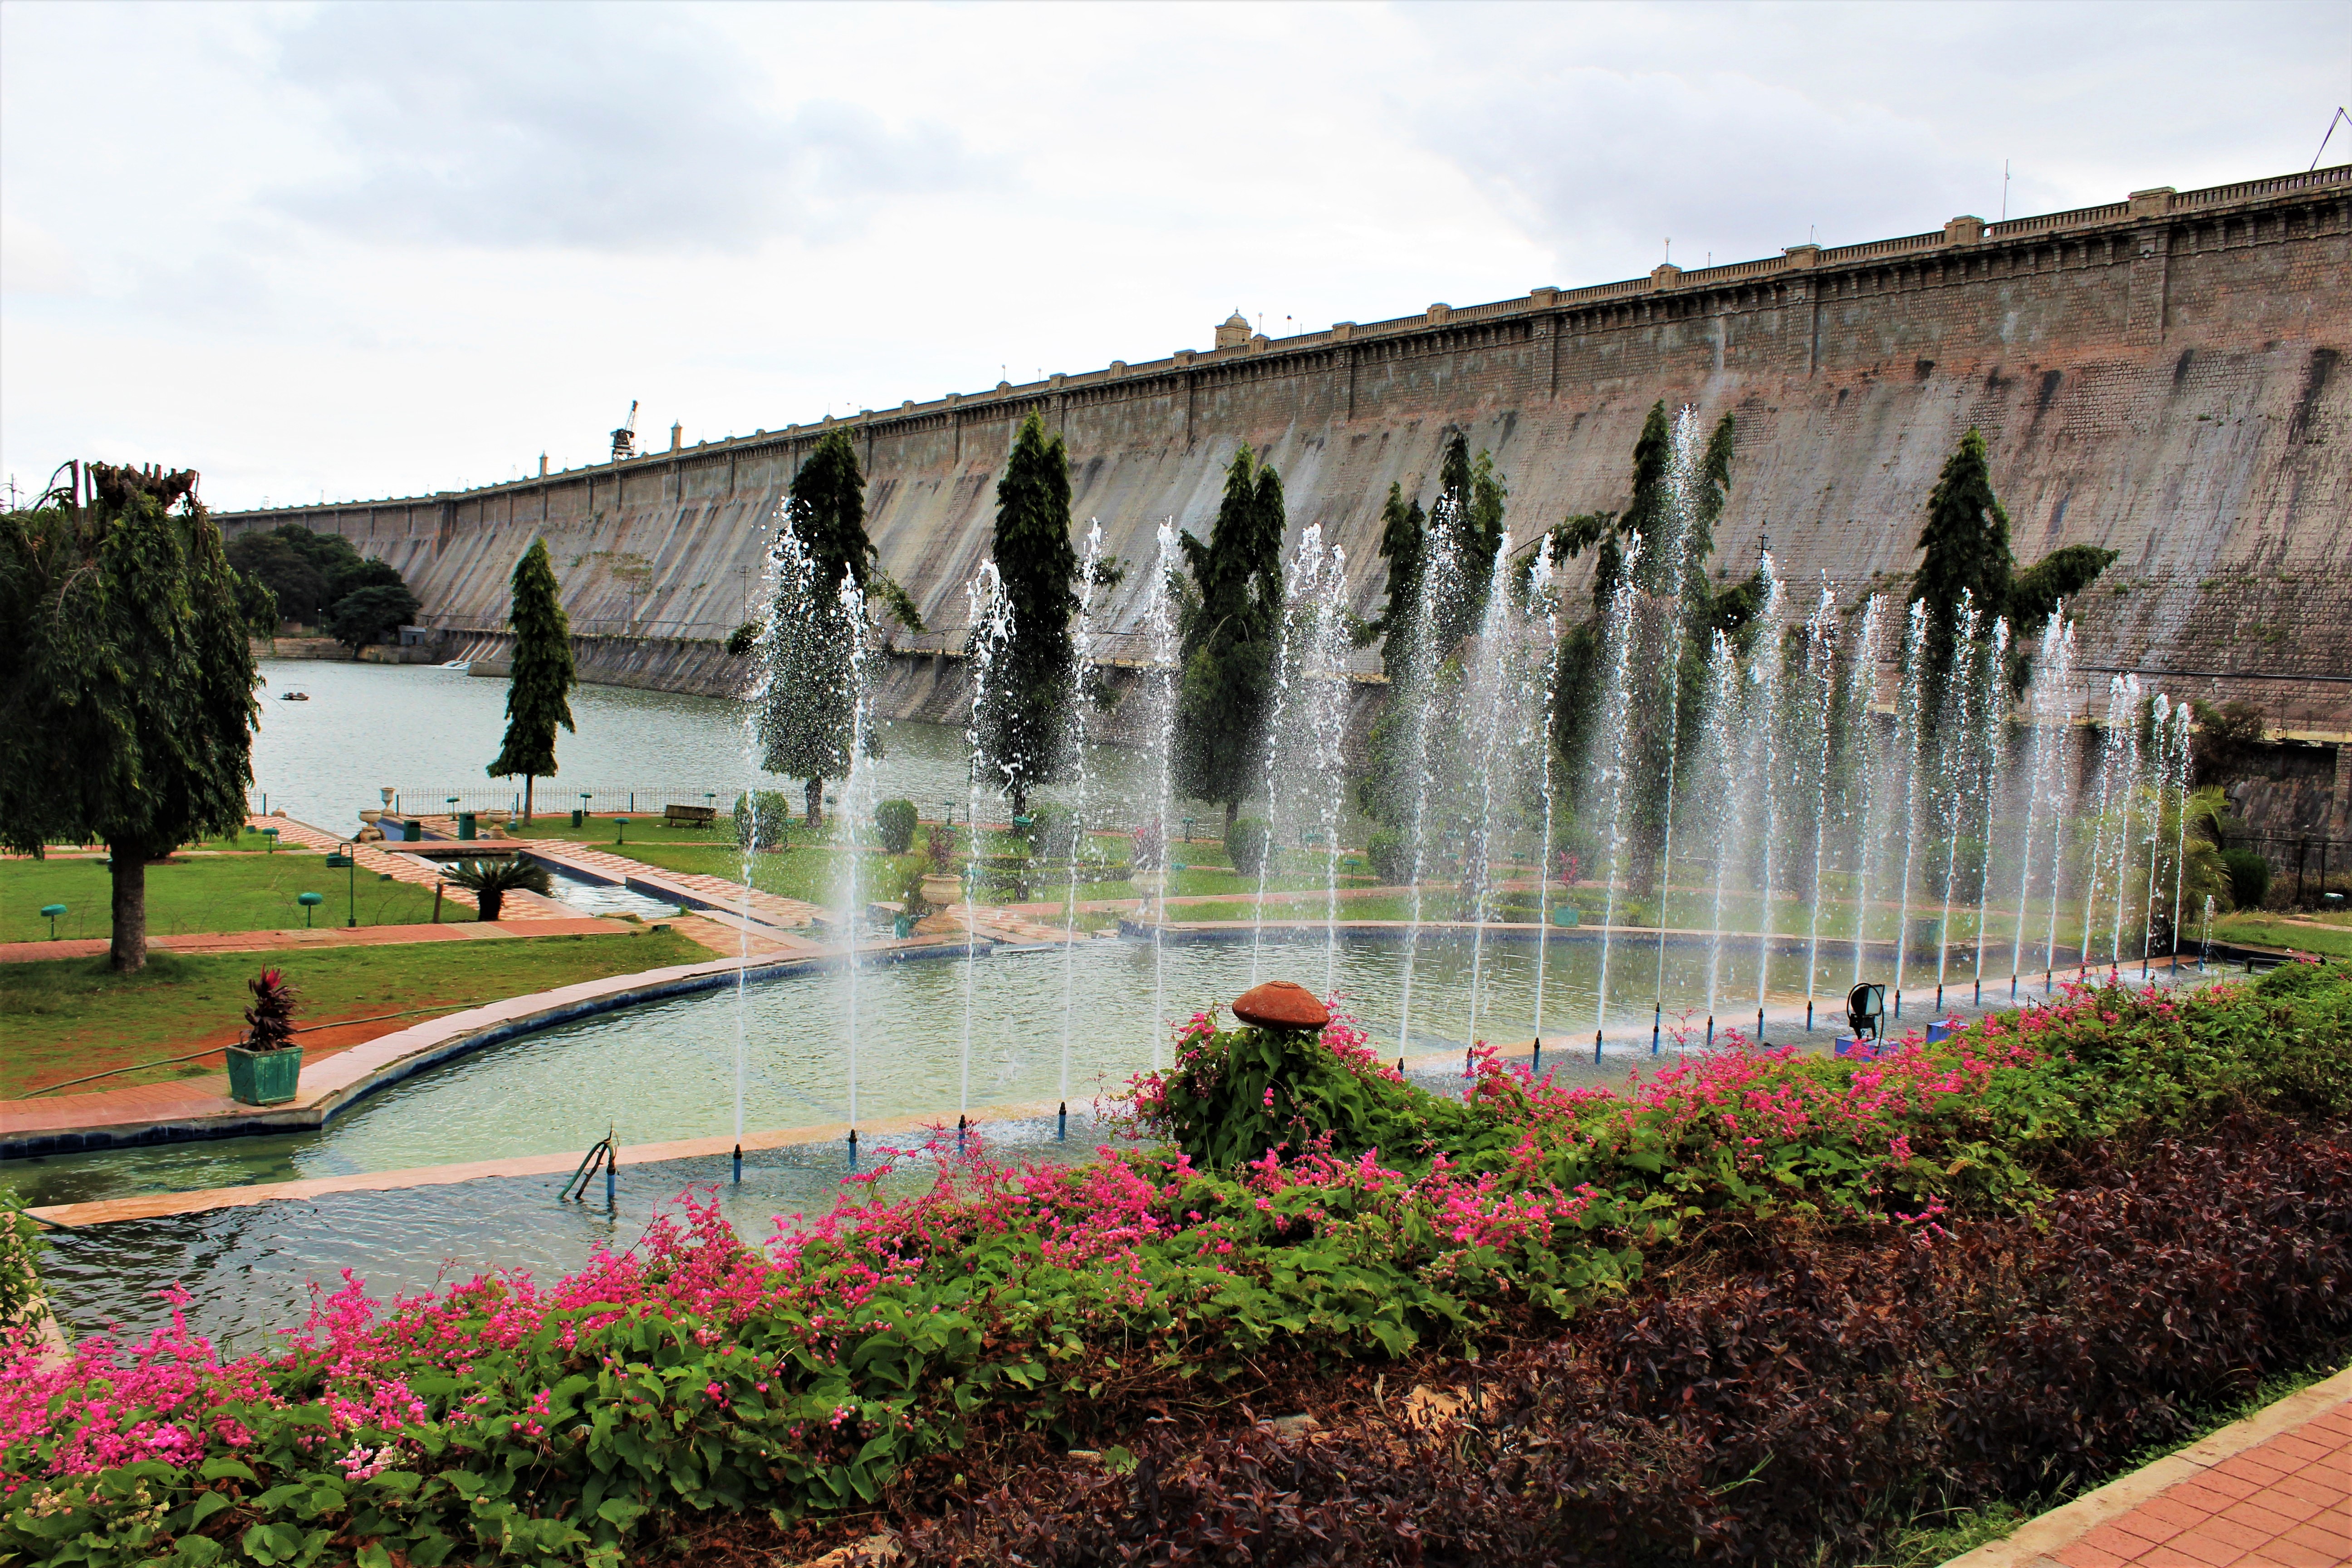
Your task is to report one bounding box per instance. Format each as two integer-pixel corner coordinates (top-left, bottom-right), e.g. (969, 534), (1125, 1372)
(757, 429), (875, 824)
(977, 412), (1078, 818)
(1373, 483), (1426, 680)
(1176, 445), (1286, 837)
(488, 539), (576, 820)
(0, 464), (260, 971)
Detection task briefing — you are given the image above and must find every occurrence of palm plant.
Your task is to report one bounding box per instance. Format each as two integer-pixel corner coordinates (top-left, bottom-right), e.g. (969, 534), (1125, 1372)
(445, 857), (553, 921)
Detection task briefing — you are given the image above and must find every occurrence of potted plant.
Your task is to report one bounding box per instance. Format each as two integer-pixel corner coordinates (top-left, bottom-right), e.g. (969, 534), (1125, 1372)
(225, 967), (304, 1106)
(919, 822), (963, 909)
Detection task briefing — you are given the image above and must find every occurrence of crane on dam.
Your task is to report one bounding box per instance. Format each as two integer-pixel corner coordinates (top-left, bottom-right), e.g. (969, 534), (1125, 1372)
(610, 400), (639, 461)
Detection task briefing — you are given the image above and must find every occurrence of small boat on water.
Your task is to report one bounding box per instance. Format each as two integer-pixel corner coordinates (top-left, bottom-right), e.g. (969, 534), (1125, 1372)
(440, 660), (470, 671)
(280, 691), (310, 701)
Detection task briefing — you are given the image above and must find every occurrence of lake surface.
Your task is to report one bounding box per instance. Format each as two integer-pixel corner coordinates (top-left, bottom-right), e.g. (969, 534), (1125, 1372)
(250, 658), (1216, 834)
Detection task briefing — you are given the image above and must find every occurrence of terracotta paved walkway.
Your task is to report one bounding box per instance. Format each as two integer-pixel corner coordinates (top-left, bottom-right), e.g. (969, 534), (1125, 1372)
(1950, 1366), (2351, 1568)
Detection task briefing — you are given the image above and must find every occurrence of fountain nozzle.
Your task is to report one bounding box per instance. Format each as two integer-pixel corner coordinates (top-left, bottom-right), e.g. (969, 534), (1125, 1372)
(1057, 1101), (1067, 1141)
(732, 1143), (741, 1185)
(848, 1128), (858, 1169)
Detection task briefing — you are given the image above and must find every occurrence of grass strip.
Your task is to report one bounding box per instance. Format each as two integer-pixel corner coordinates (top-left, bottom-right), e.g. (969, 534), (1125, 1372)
(0, 927), (713, 1097)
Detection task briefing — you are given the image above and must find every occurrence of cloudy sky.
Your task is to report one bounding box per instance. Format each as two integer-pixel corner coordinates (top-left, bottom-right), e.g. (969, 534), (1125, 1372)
(3, 0), (2344, 510)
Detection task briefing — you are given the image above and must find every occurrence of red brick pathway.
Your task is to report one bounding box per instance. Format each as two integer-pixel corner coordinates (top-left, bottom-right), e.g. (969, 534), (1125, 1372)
(1950, 1367), (2350, 1568)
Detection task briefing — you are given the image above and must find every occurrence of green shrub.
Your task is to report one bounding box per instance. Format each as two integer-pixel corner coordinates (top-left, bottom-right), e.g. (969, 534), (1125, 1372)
(875, 798), (918, 854)
(1368, 828), (1412, 884)
(734, 790), (792, 851)
(1150, 1020), (1479, 1170)
(1228, 817), (1274, 878)
(0, 1189), (41, 1330)
(2222, 848), (2270, 910)
(2241, 960), (2352, 1115)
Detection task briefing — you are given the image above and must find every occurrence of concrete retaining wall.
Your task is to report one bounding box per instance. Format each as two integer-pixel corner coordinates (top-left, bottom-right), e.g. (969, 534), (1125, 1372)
(219, 169), (2352, 727)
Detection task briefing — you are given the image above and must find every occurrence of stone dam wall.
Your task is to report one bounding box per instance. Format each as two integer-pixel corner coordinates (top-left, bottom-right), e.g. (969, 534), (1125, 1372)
(220, 167), (2352, 732)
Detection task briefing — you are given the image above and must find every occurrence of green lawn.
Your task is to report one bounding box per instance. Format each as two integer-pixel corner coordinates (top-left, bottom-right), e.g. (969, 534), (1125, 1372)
(4, 840), (472, 944)
(2206, 911), (2352, 959)
(0, 927), (710, 1097)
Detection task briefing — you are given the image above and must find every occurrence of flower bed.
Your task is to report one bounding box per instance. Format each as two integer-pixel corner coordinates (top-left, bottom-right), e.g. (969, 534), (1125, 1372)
(6, 962), (2348, 1566)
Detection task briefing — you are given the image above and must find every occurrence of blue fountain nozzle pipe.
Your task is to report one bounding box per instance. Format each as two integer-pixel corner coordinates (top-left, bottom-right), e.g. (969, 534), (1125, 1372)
(848, 1128), (858, 1168)
(1532, 1038), (1541, 1073)
(1805, 1000), (1813, 1032)
(732, 1143), (742, 1185)
(605, 1159), (615, 1208)
(1057, 1101), (1067, 1141)
(1757, 1007), (1765, 1044)
(1705, 1015), (1715, 1050)
(1592, 1029), (1602, 1064)
(956, 1114), (967, 1153)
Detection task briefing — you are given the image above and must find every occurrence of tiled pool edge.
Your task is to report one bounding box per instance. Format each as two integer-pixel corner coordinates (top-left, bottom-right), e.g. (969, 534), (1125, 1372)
(0, 938), (977, 1161)
(27, 1093), (1072, 1228)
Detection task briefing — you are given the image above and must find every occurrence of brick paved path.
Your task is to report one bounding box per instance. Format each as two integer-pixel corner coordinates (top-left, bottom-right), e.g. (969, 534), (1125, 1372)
(1951, 1367), (2350, 1568)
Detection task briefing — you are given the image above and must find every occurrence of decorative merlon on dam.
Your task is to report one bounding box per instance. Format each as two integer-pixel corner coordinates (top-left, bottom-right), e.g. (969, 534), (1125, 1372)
(220, 165), (2352, 727)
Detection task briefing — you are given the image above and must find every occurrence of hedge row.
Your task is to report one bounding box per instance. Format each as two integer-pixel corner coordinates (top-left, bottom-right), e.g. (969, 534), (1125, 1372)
(4, 961), (2347, 1566)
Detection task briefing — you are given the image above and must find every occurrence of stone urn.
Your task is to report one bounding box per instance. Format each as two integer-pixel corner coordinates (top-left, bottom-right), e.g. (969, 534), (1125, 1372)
(921, 873), (965, 909)
(1129, 869), (1166, 906)
(225, 1045), (303, 1107)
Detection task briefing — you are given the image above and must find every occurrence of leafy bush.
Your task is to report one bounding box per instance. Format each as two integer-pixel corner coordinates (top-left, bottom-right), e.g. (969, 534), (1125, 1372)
(0, 1191), (40, 1332)
(892, 854), (934, 917)
(874, 798), (918, 855)
(11, 964), (2348, 1566)
(1140, 1014), (1478, 1170)
(323, 581), (421, 651)
(1226, 817), (1273, 877)
(901, 1115), (2352, 1568)
(1367, 828), (1411, 884)
(2222, 846), (2270, 909)
(734, 790), (792, 851)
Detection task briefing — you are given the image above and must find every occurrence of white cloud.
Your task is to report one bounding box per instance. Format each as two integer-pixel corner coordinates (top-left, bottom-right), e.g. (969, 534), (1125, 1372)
(2, 0), (2345, 506)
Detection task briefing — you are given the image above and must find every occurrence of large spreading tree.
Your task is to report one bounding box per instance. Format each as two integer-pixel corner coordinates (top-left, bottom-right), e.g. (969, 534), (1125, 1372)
(0, 463), (260, 971)
(487, 538), (576, 820)
(1175, 444), (1288, 838)
(756, 429), (875, 827)
(975, 411), (1078, 819)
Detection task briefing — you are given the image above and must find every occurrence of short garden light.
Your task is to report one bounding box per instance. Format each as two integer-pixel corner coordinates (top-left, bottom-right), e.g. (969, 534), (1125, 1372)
(262, 826), (280, 853)
(615, 817), (630, 845)
(1845, 982), (1886, 1052)
(40, 903), (66, 939)
(298, 891), (324, 927)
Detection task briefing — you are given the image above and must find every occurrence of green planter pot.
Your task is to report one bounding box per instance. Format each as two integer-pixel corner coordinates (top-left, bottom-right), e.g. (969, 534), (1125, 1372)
(225, 1045), (303, 1106)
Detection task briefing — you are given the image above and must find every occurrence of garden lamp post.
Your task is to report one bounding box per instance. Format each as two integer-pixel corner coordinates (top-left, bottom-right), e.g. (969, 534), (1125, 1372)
(262, 827), (280, 853)
(40, 903), (65, 939)
(326, 842), (358, 926)
(298, 891), (323, 928)
(615, 817), (630, 845)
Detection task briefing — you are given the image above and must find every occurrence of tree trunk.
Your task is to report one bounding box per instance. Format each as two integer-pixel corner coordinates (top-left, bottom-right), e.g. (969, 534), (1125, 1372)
(109, 851), (147, 972)
(1225, 799), (1240, 843)
(524, 775), (535, 822)
(478, 888), (505, 921)
(805, 776), (824, 828)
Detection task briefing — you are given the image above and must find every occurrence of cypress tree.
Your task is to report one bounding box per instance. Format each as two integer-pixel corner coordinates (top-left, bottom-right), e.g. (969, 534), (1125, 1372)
(1176, 445), (1287, 838)
(487, 538), (576, 820)
(1912, 427), (2015, 681)
(1373, 482), (1426, 680)
(757, 430), (874, 825)
(977, 412), (1078, 819)
(1429, 432), (1508, 649)
(0, 464), (260, 971)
